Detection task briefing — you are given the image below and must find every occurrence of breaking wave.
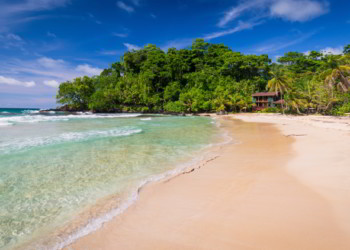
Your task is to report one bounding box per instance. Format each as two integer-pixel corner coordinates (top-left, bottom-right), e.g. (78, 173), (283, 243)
(0, 113), (141, 126)
(0, 127), (142, 154)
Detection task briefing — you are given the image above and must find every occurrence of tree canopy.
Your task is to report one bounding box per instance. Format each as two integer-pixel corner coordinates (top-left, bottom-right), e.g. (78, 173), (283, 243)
(56, 40), (350, 115)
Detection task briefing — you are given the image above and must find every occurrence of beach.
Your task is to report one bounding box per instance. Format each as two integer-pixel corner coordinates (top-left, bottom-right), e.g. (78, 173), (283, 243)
(67, 114), (350, 250)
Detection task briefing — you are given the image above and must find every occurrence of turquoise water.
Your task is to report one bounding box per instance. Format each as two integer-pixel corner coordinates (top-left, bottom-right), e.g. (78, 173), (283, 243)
(0, 108), (39, 115)
(0, 110), (220, 249)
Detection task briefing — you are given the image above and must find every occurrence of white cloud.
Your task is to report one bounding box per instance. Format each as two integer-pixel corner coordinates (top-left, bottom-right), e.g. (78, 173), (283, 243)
(0, 0), (70, 14)
(218, 1), (257, 27)
(0, 57), (104, 90)
(270, 0), (329, 22)
(0, 33), (25, 49)
(150, 13), (157, 19)
(76, 64), (103, 76)
(0, 75), (35, 87)
(0, 0), (70, 32)
(160, 39), (193, 51)
(159, 20), (264, 51)
(255, 31), (317, 53)
(113, 32), (128, 38)
(37, 57), (65, 68)
(43, 80), (60, 88)
(218, 0), (329, 27)
(321, 47), (343, 55)
(124, 43), (141, 51)
(116, 1), (134, 13)
(205, 20), (263, 40)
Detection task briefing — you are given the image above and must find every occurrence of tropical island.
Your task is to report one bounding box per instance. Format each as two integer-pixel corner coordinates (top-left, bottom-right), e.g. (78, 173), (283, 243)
(56, 39), (350, 115)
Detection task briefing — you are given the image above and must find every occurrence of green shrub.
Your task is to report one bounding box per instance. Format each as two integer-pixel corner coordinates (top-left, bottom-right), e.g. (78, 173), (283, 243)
(258, 107), (281, 113)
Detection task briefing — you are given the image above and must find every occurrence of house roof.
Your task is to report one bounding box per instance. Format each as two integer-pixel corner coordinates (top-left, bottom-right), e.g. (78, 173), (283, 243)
(252, 92), (279, 97)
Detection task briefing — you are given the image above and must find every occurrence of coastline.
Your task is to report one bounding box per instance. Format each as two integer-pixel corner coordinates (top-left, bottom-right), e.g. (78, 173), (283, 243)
(17, 115), (228, 250)
(66, 114), (350, 250)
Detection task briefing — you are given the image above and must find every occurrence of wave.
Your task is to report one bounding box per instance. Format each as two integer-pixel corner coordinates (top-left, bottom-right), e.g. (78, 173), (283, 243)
(140, 118), (152, 121)
(22, 110), (40, 114)
(0, 113), (141, 126)
(0, 127), (142, 154)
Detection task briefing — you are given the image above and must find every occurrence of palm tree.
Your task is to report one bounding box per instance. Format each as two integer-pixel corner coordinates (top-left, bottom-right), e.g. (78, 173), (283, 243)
(285, 89), (307, 114)
(322, 55), (350, 93)
(267, 67), (291, 113)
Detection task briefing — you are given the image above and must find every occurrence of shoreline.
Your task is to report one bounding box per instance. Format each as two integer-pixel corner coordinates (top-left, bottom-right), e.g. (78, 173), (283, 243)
(67, 115), (350, 249)
(19, 116), (229, 250)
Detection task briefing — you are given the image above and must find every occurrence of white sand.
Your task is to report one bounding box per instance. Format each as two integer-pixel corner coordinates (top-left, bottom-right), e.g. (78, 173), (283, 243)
(67, 115), (350, 250)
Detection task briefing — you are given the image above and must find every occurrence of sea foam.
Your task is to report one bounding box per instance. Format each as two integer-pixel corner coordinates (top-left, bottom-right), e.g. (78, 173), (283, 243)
(0, 127), (142, 154)
(0, 113), (141, 126)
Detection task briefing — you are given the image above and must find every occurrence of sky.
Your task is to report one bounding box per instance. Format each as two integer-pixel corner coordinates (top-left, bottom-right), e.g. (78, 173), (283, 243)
(0, 0), (349, 108)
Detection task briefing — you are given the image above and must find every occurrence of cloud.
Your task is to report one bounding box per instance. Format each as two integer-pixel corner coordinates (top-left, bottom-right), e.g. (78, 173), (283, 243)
(159, 20), (264, 51)
(47, 31), (56, 38)
(124, 43), (141, 51)
(0, 33), (25, 50)
(0, 0), (70, 14)
(116, 1), (134, 13)
(99, 50), (124, 56)
(76, 64), (103, 76)
(204, 20), (263, 40)
(43, 80), (60, 88)
(321, 47), (343, 55)
(0, 0), (70, 32)
(160, 39), (193, 51)
(255, 31), (318, 53)
(270, 0), (329, 22)
(218, 1), (258, 27)
(113, 32), (128, 38)
(150, 13), (157, 19)
(37, 57), (65, 68)
(0, 57), (103, 90)
(0, 75), (35, 87)
(218, 0), (329, 27)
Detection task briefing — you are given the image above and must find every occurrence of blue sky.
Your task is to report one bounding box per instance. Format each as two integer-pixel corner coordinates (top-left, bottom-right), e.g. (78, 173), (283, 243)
(0, 0), (349, 108)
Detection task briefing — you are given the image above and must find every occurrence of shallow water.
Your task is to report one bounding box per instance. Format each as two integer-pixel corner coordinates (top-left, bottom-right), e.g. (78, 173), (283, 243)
(0, 111), (220, 249)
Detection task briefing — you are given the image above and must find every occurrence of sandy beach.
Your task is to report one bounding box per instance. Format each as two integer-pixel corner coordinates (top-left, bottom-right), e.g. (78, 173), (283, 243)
(67, 114), (350, 250)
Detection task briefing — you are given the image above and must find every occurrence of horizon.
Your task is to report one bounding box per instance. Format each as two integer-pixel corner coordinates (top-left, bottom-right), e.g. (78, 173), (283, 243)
(0, 0), (349, 108)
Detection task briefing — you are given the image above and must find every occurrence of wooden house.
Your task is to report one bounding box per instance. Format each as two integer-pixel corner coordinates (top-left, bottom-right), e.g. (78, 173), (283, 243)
(252, 92), (284, 111)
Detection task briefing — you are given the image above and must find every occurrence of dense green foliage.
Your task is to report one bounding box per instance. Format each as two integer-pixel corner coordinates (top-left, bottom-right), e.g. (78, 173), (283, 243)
(56, 39), (350, 115)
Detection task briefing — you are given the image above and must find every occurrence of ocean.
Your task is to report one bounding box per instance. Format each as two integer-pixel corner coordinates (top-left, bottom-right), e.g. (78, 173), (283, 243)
(0, 108), (223, 249)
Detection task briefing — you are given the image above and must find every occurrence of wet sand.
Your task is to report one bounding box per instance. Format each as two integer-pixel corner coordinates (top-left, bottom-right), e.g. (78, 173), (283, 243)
(67, 116), (350, 250)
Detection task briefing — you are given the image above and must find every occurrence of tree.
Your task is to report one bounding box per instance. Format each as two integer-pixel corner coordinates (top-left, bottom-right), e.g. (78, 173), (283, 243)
(267, 67), (290, 95)
(344, 44), (350, 55)
(321, 55), (350, 93)
(56, 76), (95, 110)
(54, 39), (350, 116)
(267, 67), (291, 113)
